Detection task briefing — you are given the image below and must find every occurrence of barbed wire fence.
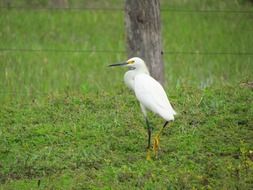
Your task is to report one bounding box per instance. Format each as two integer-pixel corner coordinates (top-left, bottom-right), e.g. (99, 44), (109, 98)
(0, 6), (252, 97)
(0, 6), (253, 13)
(1, 48), (253, 56)
(0, 6), (253, 55)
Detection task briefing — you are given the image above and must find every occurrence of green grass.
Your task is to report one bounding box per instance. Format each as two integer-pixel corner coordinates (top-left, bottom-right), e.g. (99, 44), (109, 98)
(0, 0), (253, 189)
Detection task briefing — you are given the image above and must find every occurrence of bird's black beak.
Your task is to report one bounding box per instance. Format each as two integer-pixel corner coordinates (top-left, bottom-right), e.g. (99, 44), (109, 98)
(108, 62), (128, 67)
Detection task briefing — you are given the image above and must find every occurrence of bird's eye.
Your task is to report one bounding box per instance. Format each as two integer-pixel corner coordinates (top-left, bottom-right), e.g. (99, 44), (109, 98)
(128, 60), (135, 64)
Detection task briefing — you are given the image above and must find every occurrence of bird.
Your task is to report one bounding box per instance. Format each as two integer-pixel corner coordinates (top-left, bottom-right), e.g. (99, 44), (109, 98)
(109, 57), (176, 160)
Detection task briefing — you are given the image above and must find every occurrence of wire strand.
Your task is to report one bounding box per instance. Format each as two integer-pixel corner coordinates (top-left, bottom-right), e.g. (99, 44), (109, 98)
(160, 8), (253, 14)
(0, 6), (252, 14)
(0, 48), (125, 54)
(0, 48), (252, 56)
(0, 6), (124, 11)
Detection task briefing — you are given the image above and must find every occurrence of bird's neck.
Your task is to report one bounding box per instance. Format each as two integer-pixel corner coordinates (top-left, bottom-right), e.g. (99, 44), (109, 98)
(124, 66), (149, 90)
(135, 65), (150, 75)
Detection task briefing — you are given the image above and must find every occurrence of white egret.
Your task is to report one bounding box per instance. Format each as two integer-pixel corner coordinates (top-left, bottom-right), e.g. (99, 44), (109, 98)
(109, 57), (176, 160)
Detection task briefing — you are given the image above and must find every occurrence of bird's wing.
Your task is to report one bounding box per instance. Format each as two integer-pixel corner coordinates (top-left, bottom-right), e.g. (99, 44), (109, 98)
(134, 74), (176, 118)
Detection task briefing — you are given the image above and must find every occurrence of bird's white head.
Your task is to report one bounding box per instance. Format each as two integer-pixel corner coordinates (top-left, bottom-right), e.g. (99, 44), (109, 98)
(125, 57), (145, 69)
(109, 57), (149, 74)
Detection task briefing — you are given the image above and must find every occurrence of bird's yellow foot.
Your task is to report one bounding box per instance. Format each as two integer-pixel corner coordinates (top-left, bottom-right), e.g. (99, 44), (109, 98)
(146, 148), (151, 160)
(153, 135), (160, 158)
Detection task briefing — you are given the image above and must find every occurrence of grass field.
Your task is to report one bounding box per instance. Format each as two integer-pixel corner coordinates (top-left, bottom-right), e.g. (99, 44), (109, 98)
(0, 0), (253, 189)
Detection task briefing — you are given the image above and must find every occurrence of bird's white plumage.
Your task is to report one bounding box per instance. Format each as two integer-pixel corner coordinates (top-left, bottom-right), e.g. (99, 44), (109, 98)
(124, 70), (135, 90)
(134, 73), (176, 121)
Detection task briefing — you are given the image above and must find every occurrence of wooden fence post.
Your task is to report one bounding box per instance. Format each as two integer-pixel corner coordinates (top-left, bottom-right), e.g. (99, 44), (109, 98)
(125, 0), (165, 85)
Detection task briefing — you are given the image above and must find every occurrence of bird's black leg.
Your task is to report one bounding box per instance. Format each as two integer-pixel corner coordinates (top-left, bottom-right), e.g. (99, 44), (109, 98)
(153, 121), (170, 158)
(146, 118), (152, 149)
(162, 121), (169, 130)
(145, 118), (152, 160)
(158, 121), (169, 140)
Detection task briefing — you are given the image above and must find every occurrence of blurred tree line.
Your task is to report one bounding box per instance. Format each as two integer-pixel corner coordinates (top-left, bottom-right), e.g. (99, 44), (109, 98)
(1, 0), (126, 8)
(2, 0), (253, 8)
(2, 0), (68, 8)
